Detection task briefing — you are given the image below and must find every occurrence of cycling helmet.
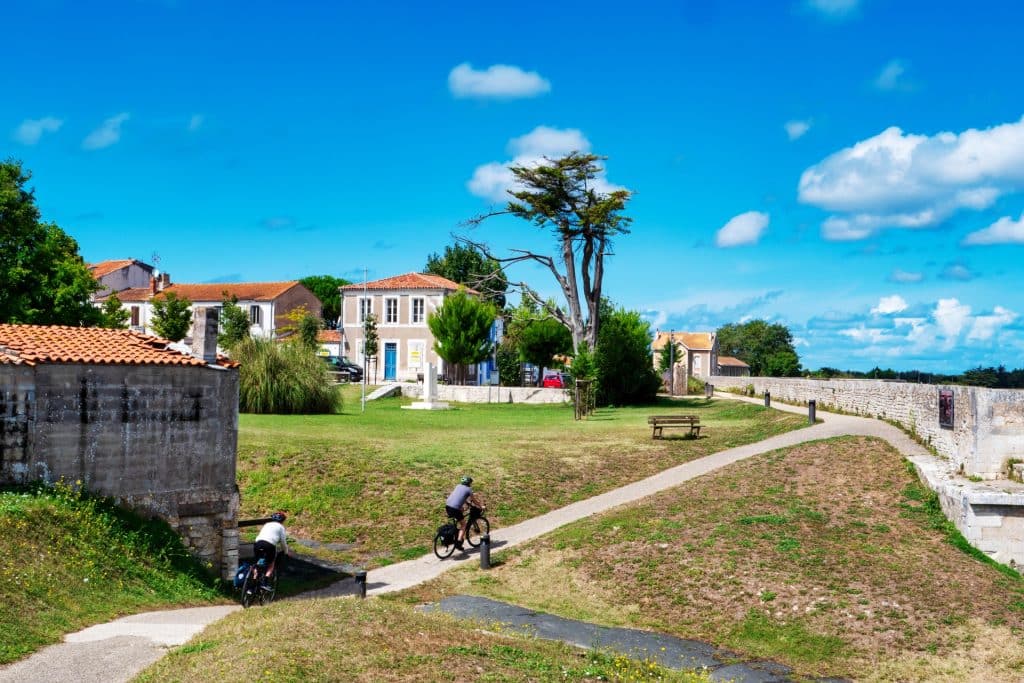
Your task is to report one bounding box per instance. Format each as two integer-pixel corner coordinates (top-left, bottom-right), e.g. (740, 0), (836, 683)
(460, 476), (473, 486)
(270, 511), (287, 523)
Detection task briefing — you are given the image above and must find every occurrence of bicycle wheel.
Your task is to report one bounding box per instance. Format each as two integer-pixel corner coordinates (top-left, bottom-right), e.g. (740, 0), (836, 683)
(240, 568), (258, 608)
(433, 532), (456, 559)
(260, 571), (278, 605)
(465, 516), (490, 548)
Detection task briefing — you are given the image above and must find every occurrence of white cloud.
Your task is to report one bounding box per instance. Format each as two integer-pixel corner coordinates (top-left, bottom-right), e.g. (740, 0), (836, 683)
(13, 116), (63, 145)
(874, 59), (909, 91)
(188, 114), (203, 132)
(449, 63), (551, 99)
(934, 298), (971, 342)
(963, 212), (1024, 245)
(715, 211), (769, 247)
(890, 269), (924, 283)
(806, 0), (859, 17)
(968, 306), (1017, 341)
(871, 295), (907, 315)
(82, 112), (130, 150)
(940, 263), (973, 281)
(840, 325), (891, 344)
(799, 116), (1024, 240)
(468, 126), (621, 202)
(784, 119), (812, 141)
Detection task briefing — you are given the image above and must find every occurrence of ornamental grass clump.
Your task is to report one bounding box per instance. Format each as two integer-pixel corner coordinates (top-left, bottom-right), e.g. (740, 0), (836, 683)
(234, 337), (341, 414)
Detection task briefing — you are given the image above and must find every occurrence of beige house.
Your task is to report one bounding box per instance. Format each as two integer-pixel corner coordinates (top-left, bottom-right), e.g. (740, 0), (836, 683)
(339, 273), (477, 382)
(652, 331), (718, 379)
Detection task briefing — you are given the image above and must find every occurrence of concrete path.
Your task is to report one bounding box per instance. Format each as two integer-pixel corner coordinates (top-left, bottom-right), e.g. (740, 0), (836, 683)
(1, 395), (938, 682)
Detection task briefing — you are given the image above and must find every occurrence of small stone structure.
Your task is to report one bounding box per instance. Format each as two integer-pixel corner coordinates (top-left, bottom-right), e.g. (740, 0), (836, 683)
(400, 383), (569, 404)
(0, 310), (240, 579)
(402, 363), (450, 410)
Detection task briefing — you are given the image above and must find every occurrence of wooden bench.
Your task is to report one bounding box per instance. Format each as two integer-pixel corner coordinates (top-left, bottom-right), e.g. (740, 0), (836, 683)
(648, 415), (701, 439)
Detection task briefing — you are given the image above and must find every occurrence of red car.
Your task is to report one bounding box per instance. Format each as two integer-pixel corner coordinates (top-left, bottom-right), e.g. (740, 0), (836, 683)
(542, 372), (570, 388)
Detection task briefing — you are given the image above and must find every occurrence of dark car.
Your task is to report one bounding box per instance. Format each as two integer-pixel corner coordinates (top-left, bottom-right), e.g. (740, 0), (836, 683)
(323, 356), (363, 382)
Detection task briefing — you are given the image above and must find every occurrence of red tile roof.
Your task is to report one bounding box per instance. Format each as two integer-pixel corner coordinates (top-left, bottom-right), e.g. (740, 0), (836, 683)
(652, 331), (714, 351)
(109, 281), (303, 303)
(341, 272), (478, 294)
(317, 330), (341, 343)
(0, 324), (237, 368)
(89, 259), (148, 279)
(718, 356), (750, 367)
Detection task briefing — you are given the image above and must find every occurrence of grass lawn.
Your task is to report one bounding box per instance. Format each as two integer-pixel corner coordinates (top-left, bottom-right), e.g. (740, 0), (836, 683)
(401, 436), (1024, 681)
(237, 389), (806, 569)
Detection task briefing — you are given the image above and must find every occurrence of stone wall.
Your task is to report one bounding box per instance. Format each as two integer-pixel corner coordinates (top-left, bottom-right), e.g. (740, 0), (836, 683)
(707, 375), (1024, 478)
(0, 362), (239, 579)
(400, 383), (569, 404)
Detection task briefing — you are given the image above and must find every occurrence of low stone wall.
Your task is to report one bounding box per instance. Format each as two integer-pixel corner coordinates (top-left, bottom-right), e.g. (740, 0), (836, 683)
(400, 384), (569, 404)
(707, 376), (1024, 478)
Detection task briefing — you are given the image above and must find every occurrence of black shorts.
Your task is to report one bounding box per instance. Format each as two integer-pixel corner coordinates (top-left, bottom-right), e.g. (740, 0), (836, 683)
(254, 540), (277, 564)
(445, 505), (464, 521)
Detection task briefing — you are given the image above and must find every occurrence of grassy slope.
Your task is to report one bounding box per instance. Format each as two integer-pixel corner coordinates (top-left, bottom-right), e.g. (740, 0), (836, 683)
(237, 390), (806, 568)
(0, 485), (226, 664)
(405, 436), (1024, 680)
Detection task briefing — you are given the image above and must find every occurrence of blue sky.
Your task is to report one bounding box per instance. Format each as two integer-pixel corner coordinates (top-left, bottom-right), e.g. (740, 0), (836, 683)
(6, 0), (1024, 371)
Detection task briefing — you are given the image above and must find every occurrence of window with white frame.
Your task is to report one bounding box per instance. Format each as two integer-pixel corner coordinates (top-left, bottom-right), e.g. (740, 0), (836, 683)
(359, 297), (372, 322)
(250, 305), (262, 326)
(385, 297), (398, 324)
(411, 298), (425, 324)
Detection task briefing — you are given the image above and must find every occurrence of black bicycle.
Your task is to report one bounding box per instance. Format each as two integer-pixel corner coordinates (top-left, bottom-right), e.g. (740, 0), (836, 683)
(433, 506), (489, 559)
(239, 556), (279, 608)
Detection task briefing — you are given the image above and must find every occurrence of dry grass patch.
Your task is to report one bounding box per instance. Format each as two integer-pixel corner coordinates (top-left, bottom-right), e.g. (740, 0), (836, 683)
(137, 597), (713, 682)
(404, 436), (1024, 680)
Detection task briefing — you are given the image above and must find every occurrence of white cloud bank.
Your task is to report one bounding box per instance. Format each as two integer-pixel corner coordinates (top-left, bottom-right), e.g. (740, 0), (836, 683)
(449, 63), (551, 99)
(871, 295), (907, 315)
(83, 113), (130, 150)
(784, 119), (811, 141)
(963, 212), (1024, 245)
(468, 126), (621, 202)
(715, 211), (769, 247)
(13, 117), (63, 145)
(798, 115), (1024, 240)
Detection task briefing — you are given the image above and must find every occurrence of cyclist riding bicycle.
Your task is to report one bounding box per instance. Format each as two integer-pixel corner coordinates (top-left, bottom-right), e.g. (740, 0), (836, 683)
(445, 476), (485, 552)
(254, 511), (289, 588)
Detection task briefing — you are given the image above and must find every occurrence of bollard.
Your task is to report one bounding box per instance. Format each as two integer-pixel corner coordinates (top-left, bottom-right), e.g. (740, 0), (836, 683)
(764, 391), (771, 408)
(704, 383), (713, 399)
(808, 400), (816, 425)
(355, 570), (367, 598)
(480, 534), (491, 570)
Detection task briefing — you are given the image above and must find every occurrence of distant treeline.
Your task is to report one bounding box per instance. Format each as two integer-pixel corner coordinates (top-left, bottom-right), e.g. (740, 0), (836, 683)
(807, 366), (1024, 389)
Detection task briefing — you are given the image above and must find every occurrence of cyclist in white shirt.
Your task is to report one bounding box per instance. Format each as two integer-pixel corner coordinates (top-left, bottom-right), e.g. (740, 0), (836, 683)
(254, 511), (289, 587)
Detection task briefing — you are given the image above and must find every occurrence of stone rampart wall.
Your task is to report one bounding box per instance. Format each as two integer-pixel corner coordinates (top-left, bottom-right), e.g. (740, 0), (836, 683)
(0, 363), (240, 579)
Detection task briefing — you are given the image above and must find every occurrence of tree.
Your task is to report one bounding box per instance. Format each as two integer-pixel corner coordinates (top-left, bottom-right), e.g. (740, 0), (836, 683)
(425, 243), (508, 309)
(98, 294), (130, 329)
(299, 275), (350, 327)
(363, 313), (379, 381)
(465, 152), (632, 352)
(656, 338), (681, 375)
(218, 296), (250, 351)
(716, 319), (801, 377)
(0, 160), (102, 326)
(495, 341), (522, 387)
(594, 305), (661, 405)
(427, 290), (496, 385)
(151, 292), (192, 341)
(518, 318), (572, 386)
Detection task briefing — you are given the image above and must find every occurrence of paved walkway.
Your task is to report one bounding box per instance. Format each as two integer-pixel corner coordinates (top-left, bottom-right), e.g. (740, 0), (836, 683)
(0, 395), (936, 682)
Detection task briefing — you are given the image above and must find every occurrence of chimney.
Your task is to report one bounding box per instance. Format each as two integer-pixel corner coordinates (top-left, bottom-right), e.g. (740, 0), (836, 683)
(150, 276), (158, 295)
(191, 307), (220, 364)
(159, 272), (170, 290)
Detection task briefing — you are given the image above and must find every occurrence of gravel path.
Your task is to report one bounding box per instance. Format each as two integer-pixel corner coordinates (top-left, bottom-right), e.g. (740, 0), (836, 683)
(0, 395), (934, 682)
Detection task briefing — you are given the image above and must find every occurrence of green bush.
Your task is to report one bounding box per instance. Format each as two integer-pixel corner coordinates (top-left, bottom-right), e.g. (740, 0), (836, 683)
(234, 337), (341, 414)
(594, 307), (661, 406)
(687, 376), (706, 394)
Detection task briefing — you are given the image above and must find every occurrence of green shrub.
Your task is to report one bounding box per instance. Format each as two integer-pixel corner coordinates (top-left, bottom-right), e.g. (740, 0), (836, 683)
(687, 376), (706, 394)
(234, 337), (341, 414)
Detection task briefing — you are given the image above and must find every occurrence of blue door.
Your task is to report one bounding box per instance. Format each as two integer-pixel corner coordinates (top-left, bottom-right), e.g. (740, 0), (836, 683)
(384, 343), (397, 381)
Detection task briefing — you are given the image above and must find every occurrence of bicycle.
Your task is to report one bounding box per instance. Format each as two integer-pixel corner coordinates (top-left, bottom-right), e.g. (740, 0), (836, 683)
(433, 505), (489, 559)
(237, 556), (280, 608)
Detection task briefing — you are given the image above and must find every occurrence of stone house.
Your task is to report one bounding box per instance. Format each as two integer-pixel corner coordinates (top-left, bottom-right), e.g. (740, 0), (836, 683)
(652, 331), (719, 379)
(339, 273), (481, 382)
(316, 329), (343, 358)
(107, 279), (321, 342)
(716, 356), (750, 376)
(0, 313), (241, 578)
(88, 258), (157, 298)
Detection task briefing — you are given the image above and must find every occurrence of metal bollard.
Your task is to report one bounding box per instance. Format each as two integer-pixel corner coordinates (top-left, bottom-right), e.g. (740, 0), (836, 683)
(764, 391), (771, 408)
(808, 400), (816, 424)
(480, 534), (491, 570)
(355, 570), (367, 598)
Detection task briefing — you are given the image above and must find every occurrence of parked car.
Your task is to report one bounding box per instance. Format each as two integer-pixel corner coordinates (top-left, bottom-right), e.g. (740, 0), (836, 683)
(542, 371), (571, 388)
(323, 356), (363, 382)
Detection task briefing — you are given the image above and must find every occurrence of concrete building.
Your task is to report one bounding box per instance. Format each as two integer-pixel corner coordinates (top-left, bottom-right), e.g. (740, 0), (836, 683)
(88, 258), (156, 298)
(0, 315), (241, 578)
(339, 273), (480, 382)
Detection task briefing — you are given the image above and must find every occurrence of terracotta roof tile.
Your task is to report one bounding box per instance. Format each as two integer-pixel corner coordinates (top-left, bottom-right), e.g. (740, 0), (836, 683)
(89, 259), (145, 279)
(652, 331), (714, 351)
(717, 356), (749, 367)
(341, 272), (478, 294)
(0, 324), (237, 368)
(317, 330), (341, 343)
(102, 281), (304, 303)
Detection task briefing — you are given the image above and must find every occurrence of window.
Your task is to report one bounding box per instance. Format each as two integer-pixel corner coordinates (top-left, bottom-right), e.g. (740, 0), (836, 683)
(385, 298), (398, 324)
(250, 305), (262, 326)
(359, 297), (372, 323)
(130, 306), (140, 327)
(693, 355), (702, 373)
(411, 298), (425, 324)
